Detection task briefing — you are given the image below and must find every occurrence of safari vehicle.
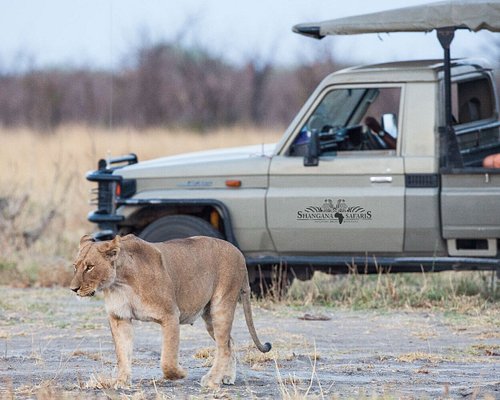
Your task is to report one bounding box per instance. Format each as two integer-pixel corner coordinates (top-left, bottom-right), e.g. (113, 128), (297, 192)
(87, 1), (500, 285)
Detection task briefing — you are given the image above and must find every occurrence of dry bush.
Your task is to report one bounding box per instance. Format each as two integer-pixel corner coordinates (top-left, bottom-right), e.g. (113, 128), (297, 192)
(0, 40), (342, 130)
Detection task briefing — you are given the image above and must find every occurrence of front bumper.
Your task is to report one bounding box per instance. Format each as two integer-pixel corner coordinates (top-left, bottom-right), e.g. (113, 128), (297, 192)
(87, 153), (137, 239)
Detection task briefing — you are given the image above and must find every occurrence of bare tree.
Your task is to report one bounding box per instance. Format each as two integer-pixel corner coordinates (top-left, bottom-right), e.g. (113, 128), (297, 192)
(0, 38), (344, 130)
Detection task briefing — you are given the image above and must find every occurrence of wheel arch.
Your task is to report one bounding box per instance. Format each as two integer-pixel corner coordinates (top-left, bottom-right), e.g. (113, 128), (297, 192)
(117, 199), (239, 246)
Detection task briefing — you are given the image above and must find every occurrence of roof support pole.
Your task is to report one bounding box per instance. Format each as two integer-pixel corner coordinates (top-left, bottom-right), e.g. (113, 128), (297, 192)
(437, 28), (463, 169)
(437, 28), (455, 127)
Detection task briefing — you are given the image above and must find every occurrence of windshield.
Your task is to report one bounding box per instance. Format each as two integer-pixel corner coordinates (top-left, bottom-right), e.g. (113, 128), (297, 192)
(289, 86), (401, 155)
(306, 88), (378, 131)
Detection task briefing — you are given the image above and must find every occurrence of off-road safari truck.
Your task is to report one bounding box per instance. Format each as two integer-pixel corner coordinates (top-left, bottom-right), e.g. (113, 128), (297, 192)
(87, 1), (500, 286)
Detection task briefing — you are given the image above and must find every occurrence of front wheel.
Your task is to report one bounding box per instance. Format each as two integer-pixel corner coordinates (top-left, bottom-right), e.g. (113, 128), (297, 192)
(139, 215), (223, 243)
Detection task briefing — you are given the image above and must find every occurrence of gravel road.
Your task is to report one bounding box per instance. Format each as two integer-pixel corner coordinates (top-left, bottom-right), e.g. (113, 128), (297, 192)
(0, 287), (498, 399)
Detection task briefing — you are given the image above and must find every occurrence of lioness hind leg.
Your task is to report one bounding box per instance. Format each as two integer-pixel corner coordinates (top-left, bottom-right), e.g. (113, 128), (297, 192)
(202, 306), (215, 341)
(220, 336), (236, 385)
(202, 307), (236, 385)
(201, 301), (237, 388)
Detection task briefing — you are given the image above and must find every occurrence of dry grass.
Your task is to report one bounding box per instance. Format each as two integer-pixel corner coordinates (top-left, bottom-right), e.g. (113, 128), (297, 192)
(285, 269), (499, 311)
(469, 343), (500, 356)
(193, 347), (214, 367)
(275, 343), (325, 400)
(193, 347), (214, 360)
(0, 124), (281, 285)
(396, 352), (444, 363)
(83, 373), (115, 389)
(0, 124), (280, 227)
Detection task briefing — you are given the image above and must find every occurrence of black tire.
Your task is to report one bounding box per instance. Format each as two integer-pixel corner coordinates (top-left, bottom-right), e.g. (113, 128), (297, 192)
(139, 215), (223, 243)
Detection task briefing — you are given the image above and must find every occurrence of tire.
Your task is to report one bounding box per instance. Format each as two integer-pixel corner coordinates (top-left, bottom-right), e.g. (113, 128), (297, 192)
(139, 215), (223, 243)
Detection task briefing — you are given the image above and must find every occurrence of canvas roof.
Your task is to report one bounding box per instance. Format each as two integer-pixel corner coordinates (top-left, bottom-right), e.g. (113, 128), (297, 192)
(293, 0), (500, 39)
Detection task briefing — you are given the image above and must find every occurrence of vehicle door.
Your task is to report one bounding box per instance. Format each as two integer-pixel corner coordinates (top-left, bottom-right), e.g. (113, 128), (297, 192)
(266, 85), (405, 254)
(440, 73), (500, 256)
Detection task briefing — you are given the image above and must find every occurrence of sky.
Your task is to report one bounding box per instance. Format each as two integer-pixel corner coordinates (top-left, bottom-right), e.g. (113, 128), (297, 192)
(0, 0), (498, 71)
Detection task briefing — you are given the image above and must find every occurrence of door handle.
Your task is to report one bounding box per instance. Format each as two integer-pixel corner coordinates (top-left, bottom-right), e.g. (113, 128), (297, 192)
(370, 176), (393, 183)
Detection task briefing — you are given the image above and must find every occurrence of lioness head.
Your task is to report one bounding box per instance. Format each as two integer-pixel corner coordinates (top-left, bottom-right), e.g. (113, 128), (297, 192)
(70, 235), (121, 297)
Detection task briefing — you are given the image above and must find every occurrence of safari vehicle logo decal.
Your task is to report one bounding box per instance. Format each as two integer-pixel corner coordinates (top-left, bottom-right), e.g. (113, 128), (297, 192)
(296, 199), (372, 224)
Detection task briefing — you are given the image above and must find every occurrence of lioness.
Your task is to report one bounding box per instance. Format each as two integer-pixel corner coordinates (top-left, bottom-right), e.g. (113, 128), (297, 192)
(70, 234), (271, 388)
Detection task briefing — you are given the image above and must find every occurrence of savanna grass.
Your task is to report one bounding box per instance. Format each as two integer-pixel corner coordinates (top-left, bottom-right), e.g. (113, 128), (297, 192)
(0, 124), (282, 286)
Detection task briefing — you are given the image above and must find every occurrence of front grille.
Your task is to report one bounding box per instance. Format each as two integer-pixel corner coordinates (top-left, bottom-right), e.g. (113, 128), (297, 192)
(97, 181), (114, 214)
(86, 153), (138, 234)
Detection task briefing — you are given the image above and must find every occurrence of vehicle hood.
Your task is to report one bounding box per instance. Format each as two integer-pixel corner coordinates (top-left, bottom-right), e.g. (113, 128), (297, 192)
(118, 143), (276, 180)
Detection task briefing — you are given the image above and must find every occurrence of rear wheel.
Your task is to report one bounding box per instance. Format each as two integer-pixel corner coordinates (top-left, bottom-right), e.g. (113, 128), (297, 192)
(139, 214), (223, 242)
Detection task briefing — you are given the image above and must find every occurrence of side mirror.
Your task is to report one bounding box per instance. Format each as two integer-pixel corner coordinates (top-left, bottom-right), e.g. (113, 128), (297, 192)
(304, 130), (320, 167)
(381, 113), (398, 138)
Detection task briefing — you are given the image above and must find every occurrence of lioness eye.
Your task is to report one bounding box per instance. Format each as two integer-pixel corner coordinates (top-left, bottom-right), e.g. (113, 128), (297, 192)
(85, 265), (94, 272)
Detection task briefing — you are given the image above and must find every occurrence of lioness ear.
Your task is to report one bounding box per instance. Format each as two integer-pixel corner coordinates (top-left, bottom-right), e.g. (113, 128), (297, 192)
(80, 234), (93, 246)
(101, 235), (121, 261)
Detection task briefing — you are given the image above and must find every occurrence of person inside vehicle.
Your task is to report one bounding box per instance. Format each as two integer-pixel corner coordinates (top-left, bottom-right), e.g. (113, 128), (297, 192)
(364, 116), (397, 149)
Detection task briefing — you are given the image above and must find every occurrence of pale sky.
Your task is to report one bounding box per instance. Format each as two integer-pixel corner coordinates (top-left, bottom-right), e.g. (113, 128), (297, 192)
(0, 0), (498, 71)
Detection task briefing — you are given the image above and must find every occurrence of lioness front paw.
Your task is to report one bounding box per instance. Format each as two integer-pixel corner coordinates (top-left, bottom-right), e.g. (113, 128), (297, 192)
(163, 366), (187, 380)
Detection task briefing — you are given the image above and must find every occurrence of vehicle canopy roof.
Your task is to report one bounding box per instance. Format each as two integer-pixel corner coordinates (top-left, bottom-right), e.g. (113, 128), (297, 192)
(292, 0), (500, 170)
(293, 0), (500, 39)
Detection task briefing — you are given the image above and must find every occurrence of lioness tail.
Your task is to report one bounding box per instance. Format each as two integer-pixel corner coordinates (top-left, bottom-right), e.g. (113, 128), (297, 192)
(241, 275), (272, 353)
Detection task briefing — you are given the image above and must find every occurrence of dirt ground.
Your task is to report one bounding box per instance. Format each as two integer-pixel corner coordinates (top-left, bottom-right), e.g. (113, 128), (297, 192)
(0, 287), (498, 399)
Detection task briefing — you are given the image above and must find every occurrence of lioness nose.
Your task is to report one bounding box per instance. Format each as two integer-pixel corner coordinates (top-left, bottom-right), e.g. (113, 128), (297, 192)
(71, 286), (79, 293)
